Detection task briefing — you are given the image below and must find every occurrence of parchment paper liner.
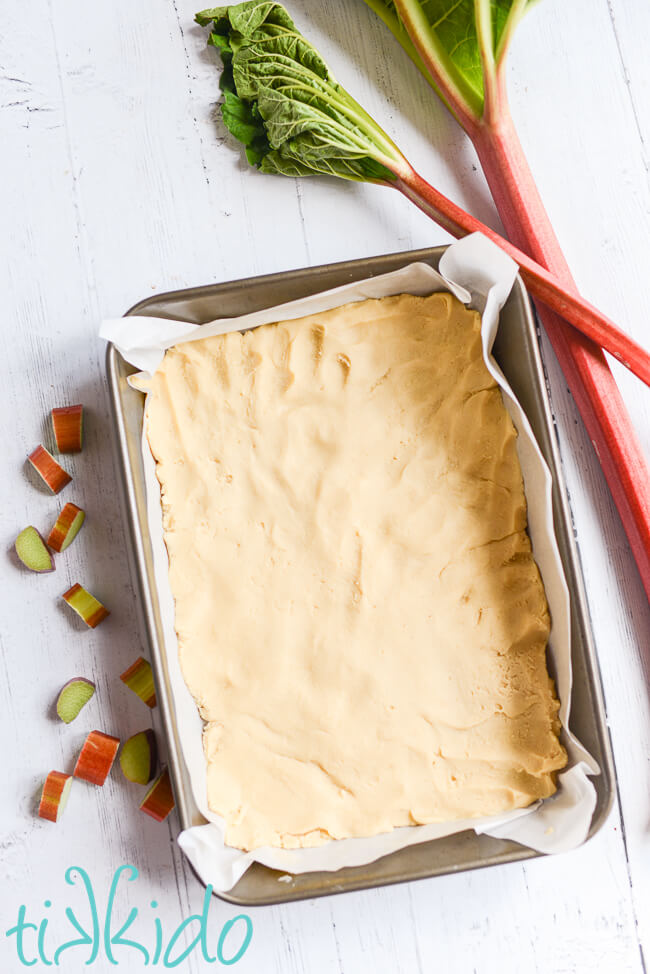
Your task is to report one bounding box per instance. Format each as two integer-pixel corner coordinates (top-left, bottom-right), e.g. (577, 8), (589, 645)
(100, 234), (598, 892)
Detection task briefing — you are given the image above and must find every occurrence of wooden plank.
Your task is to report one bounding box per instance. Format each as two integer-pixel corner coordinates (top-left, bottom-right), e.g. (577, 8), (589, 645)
(1, 0), (648, 970)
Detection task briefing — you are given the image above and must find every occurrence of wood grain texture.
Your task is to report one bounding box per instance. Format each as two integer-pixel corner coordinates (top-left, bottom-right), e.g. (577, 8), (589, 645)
(1, 0), (648, 971)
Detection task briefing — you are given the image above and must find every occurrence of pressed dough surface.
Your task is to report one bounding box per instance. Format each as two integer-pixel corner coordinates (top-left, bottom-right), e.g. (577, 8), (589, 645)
(143, 292), (567, 850)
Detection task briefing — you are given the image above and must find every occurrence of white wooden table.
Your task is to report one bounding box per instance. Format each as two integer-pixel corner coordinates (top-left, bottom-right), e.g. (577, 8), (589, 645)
(2, 0), (649, 970)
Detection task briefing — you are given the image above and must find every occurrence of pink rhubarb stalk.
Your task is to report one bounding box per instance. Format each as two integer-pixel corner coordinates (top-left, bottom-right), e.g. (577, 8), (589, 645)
(469, 106), (650, 597)
(391, 166), (650, 387)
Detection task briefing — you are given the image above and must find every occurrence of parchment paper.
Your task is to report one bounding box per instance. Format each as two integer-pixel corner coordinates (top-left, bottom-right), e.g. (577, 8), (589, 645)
(100, 234), (598, 892)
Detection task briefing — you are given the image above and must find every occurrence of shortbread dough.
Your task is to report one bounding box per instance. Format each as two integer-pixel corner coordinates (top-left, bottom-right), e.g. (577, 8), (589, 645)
(143, 292), (567, 850)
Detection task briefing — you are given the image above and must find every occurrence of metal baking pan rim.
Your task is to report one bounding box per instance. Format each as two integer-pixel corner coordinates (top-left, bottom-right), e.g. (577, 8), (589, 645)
(106, 245), (615, 905)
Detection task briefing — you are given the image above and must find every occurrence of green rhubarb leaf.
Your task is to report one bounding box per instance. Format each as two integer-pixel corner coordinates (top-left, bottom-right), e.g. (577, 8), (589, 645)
(363, 0), (539, 120)
(196, 1), (405, 183)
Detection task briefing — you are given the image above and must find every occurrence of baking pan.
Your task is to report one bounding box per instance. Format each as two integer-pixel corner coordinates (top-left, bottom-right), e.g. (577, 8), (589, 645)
(106, 246), (615, 905)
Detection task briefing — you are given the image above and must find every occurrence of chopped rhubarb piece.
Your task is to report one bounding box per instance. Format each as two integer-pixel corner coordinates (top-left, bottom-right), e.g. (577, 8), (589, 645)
(62, 584), (109, 628)
(74, 730), (120, 785)
(120, 730), (158, 784)
(38, 771), (73, 823)
(56, 678), (96, 723)
(48, 503), (85, 553)
(120, 657), (156, 708)
(139, 767), (174, 822)
(15, 526), (55, 572)
(51, 404), (84, 453)
(28, 445), (71, 493)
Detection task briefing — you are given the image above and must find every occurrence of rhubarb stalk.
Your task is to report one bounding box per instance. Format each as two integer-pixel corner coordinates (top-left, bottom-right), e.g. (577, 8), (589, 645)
(471, 108), (650, 598)
(390, 167), (650, 385)
(365, 0), (650, 598)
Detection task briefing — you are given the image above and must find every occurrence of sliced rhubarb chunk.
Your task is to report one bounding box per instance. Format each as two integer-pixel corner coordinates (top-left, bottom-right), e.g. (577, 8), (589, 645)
(15, 527), (55, 572)
(74, 730), (120, 785)
(120, 656), (156, 708)
(38, 771), (73, 822)
(51, 404), (84, 453)
(139, 767), (174, 822)
(28, 445), (72, 493)
(120, 730), (158, 784)
(48, 503), (85, 553)
(56, 678), (96, 723)
(62, 584), (109, 628)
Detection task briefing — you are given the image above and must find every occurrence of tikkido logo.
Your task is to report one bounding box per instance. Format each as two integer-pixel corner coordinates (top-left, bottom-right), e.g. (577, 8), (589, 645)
(5, 865), (253, 968)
